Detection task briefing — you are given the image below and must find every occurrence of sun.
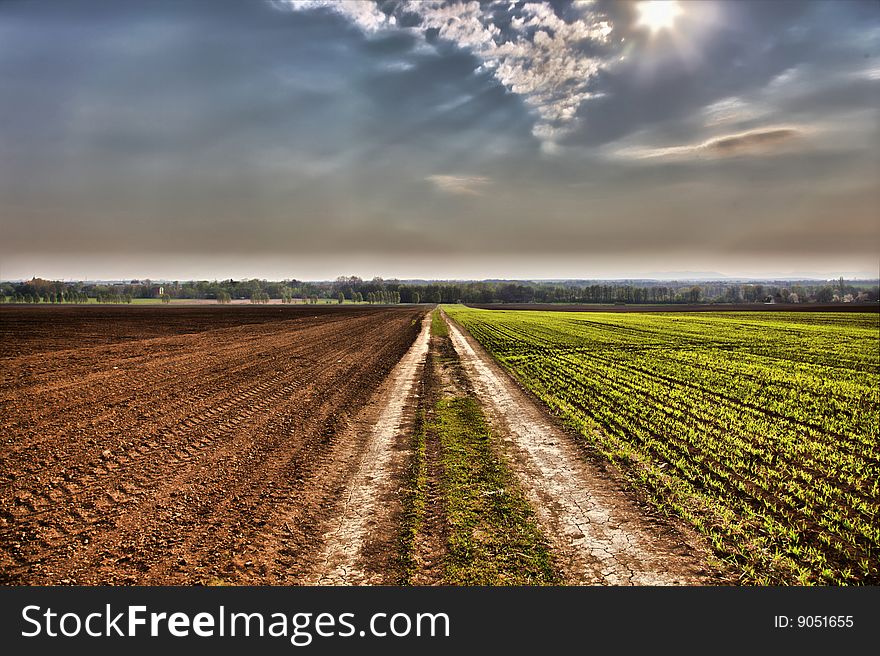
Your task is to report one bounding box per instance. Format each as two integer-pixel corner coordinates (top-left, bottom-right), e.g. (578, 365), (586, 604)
(635, 0), (683, 33)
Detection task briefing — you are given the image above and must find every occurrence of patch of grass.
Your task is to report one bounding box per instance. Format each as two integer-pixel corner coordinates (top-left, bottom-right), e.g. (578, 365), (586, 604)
(434, 396), (557, 585)
(430, 309), (448, 337)
(398, 404), (428, 584)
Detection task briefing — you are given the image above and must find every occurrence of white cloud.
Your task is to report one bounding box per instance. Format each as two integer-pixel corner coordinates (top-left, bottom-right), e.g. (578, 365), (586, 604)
(766, 66), (803, 92)
(702, 96), (769, 127)
(281, 0), (394, 33)
(381, 60), (415, 72)
(857, 63), (880, 81)
(280, 1), (614, 147)
(611, 126), (806, 161)
(426, 174), (491, 195)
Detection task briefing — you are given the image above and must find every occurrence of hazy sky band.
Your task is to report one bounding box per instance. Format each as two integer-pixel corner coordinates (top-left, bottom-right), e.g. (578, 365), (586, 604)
(1, 0), (877, 280)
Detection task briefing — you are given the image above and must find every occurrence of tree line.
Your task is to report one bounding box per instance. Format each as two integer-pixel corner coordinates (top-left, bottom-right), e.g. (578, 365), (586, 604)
(1, 276), (877, 305)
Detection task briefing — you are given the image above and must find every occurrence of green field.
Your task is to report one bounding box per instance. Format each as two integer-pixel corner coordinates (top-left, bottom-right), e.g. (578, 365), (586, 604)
(444, 306), (880, 584)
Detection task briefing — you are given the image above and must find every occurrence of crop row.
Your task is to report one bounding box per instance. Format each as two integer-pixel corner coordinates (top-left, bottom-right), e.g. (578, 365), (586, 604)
(445, 307), (880, 584)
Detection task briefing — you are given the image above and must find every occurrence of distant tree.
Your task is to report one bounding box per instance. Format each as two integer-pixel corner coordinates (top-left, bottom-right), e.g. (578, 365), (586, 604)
(815, 286), (834, 303)
(161, 293), (171, 304)
(338, 292), (345, 304)
(412, 292), (420, 304)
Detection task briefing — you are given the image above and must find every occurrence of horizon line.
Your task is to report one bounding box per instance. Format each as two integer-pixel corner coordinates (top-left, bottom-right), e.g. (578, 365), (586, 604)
(4, 275), (879, 284)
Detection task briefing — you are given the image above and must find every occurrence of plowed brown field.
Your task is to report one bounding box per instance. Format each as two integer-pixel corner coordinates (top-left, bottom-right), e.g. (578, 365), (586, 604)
(0, 305), (424, 585)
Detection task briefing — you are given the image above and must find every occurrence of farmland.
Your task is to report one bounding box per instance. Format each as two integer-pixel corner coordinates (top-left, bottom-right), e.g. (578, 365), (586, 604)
(443, 306), (880, 584)
(0, 305), (365, 358)
(0, 304), (424, 584)
(3, 301), (876, 586)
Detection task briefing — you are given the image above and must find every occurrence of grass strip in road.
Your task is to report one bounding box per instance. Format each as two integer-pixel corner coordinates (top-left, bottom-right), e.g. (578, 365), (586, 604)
(398, 403), (429, 584)
(399, 309), (557, 585)
(431, 309), (449, 337)
(435, 396), (557, 585)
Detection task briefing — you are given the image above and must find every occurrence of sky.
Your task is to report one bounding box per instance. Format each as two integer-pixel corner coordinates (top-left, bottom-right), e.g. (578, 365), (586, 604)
(1, 0), (878, 281)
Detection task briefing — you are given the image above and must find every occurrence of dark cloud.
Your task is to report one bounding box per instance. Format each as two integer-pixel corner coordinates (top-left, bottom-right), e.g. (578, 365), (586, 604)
(0, 0), (877, 279)
(567, 1), (875, 148)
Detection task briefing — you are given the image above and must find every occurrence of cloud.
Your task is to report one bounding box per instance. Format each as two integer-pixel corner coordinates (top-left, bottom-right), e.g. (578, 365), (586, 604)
(705, 127), (801, 155)
(277, 0), (394, 33)
(426, 174), (490, 195)
(702, 96), (769, 127)
(612, 126), (805, 161)
(280, 1), (614, 145)
(766, 66), (803, 92)
(412, 2), (611, 136)
(852, 63), (880, 82)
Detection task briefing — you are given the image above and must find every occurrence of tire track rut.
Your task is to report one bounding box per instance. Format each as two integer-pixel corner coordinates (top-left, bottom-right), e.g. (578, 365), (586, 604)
(303, 314), (431, 585)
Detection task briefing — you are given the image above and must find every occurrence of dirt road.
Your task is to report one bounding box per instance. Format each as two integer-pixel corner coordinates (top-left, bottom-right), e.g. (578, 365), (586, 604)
(0, 306), (423, 584)
(444, 312), (712, 585)
(304, 314), (431, 584)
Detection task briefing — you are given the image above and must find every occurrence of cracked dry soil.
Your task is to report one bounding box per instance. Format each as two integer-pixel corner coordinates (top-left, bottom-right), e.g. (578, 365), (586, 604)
(303, 314), (431, 584)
